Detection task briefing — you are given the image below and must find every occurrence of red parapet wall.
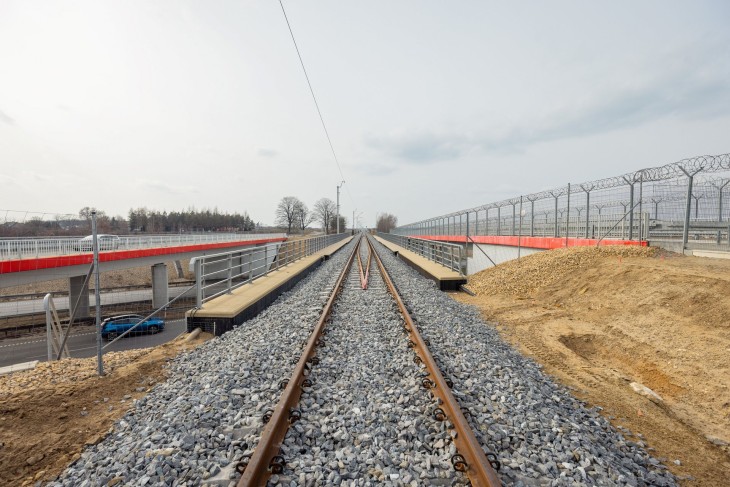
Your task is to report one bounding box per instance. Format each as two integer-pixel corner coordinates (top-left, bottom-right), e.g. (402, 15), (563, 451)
(0, 237), (288, 274)
(413, 235), (647, 250)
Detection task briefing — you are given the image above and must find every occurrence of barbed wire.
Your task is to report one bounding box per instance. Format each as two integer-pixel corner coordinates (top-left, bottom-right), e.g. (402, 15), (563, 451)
(404, 153), (730, 224)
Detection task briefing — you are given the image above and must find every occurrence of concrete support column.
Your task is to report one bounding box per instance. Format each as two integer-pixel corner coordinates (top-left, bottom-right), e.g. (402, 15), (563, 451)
(68, 275), (90, 319)
(173, 260), (185, 278)
(152, 263), (169, 309)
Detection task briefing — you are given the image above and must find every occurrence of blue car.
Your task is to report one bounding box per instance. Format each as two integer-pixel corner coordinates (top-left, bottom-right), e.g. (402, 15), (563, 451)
(101, 314), (165, 340)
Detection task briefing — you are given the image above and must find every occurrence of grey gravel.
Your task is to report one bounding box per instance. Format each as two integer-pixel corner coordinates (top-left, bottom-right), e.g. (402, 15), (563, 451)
(273, 242), (467, 486)
(46, 234), (679, 486)
(49, 238), (359, 487)
(369, 236), (678, 487)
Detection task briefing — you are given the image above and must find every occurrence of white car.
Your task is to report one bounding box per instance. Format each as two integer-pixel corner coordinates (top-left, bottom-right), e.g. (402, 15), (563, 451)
(76, 234), (120, 251)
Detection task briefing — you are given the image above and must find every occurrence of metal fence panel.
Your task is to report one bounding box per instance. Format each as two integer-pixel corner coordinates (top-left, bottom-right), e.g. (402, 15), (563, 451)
(395, 153), (730, 252)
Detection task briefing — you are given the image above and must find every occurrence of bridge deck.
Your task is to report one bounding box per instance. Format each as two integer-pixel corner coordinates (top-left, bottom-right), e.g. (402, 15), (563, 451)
(373, 236), (466, 290)
(186, 236), (353, 334)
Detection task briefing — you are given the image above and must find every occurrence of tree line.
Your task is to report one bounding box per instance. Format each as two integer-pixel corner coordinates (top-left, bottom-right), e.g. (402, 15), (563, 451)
(1, 203), (398, 237)
(376, 213), (398, 233)
(128, 207), (255, 233)
(275, 196), (346, 234)
(0, 207), (257, 237)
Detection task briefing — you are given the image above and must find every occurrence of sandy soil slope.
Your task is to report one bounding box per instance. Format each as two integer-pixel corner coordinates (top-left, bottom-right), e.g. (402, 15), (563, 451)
(455, 246), (730, 486)
(0, 332), (211, 486)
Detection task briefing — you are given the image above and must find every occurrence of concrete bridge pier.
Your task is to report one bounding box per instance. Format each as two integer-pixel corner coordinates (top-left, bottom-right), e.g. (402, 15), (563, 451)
(68, 275), (90, 319)
(152, 263), (169, 309)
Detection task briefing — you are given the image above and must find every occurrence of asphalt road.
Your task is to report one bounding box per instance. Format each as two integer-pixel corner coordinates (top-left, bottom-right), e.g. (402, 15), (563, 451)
(0, 319), (187, 367)
(0, 286), (197, 318)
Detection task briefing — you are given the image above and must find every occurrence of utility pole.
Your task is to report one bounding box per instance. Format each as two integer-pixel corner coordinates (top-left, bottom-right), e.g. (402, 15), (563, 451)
(336, 180), (345, 234)
(91, 210), (104, 376)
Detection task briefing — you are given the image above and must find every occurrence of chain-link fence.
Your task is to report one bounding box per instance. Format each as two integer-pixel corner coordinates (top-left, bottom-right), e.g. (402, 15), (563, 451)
(395, 153), (730, 253)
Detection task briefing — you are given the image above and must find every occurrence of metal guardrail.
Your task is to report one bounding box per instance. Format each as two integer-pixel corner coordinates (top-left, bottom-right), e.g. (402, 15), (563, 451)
(0, 233), (286, 261)
(195, 233), (349, 307)
(377, 232), (465, 275)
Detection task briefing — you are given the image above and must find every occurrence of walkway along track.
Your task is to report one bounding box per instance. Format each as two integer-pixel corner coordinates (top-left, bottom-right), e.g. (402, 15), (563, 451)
(238, 235), (501, 486)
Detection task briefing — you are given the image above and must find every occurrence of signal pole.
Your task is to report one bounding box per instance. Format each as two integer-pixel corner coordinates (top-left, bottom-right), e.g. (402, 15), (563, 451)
(336, 181), (345, 234)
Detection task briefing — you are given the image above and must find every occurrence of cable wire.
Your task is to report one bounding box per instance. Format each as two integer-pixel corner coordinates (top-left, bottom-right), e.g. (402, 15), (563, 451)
(277, 0), (354, 205)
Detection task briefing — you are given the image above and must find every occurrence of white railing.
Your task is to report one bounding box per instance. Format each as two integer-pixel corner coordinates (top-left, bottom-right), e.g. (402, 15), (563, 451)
(0, 233), (286, 261)
(195, 233), (349, 307)
(377, 232), (465, 275)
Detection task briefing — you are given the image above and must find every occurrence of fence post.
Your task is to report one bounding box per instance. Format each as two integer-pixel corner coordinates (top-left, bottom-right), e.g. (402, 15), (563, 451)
(581, 186), (592, 239)
(622, 177), (635, 240)
(497, 206), (501, 236)
(465, 212), (470, 243)
(518, 196), (523, 259)
(638, 173), (644, 241)
(553, 195), (559, 237)
(45, 295), (53, 361)
(92, 211), (103, 376)
(565, 183), (571, 246)
(195, 259), (203, 308)
(227, 254), (232, 294)
(511, 202), (516, 235)
(530, 200), (535, 237)
(681, 169), (694, 251)
(715, 180), (730, 222)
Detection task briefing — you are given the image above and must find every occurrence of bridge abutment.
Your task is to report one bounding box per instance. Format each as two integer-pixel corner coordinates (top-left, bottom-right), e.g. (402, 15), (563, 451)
(68, 275), (90, 319)
(151, 263), (169, 309)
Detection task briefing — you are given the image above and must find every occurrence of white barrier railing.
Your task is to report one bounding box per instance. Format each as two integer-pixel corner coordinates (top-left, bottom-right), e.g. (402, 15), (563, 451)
(0, 233), (286, 261)
(195, 233), (349, 307)
(377, 232), (465, 275)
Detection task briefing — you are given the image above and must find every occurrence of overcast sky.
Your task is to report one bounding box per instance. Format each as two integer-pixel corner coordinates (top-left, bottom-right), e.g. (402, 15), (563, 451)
(1, 1), (729, 227)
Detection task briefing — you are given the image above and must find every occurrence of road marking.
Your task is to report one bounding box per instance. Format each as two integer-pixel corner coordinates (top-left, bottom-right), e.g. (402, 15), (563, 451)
(0, 332), (96, 348)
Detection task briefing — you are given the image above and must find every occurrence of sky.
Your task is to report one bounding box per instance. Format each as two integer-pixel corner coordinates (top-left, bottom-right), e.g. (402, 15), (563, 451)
(1, 1), (729, 228)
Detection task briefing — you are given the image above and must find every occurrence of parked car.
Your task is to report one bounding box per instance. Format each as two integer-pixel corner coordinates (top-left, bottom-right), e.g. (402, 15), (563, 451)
(75, 234), (120, 251)
(101, 314), (165, 340)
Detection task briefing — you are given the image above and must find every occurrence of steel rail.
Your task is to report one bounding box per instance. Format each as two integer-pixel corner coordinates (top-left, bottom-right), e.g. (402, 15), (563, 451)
(366, 235), (502, 487)
(364, 242), (371, 288)
(355, 240), (367, 289)
(237, 238), (361, 486)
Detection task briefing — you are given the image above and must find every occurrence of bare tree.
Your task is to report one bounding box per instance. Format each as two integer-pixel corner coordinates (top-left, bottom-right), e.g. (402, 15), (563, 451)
(313, 198), (336, 235)
(79, 207), (111, 232)
(376, 213), (398, 233)
(294, 200), (314, 233)
(329, 215), (347, 234)
(275, 196), (302, 234)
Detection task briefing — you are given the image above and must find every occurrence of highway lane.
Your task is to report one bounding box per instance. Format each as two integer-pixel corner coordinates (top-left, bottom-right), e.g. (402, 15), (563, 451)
(0, 286), (197, 318)
(0, 319), (187, 367)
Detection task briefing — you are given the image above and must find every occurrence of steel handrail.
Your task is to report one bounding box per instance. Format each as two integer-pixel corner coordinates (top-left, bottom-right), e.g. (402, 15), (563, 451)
(377, 232), (465, 275)
(196, 234), (348, 307)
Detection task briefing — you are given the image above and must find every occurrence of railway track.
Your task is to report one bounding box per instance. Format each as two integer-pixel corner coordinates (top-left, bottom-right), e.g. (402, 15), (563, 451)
(51, 234), (677, 487)
(239, 236), (500, 485)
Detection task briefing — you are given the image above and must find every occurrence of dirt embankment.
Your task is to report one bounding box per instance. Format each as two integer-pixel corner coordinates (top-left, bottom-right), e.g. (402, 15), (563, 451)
(455, 246), (730, 486)
(0, 332), (212, 486)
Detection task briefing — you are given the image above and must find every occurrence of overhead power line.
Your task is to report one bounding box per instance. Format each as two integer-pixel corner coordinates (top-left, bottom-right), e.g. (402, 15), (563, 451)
(277, 0), (354, 205)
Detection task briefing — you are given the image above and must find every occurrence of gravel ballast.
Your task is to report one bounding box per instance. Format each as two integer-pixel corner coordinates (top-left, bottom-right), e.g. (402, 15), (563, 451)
(369, 236), (677, 487)
(274, 243), (467, 486)
(47, 234), (677, 486)
(49, 239), (359, 487)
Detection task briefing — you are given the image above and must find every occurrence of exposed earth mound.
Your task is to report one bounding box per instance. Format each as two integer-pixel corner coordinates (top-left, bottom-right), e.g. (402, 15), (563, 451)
(0, 332), (211, 486)
(456, 245), (730, 486)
